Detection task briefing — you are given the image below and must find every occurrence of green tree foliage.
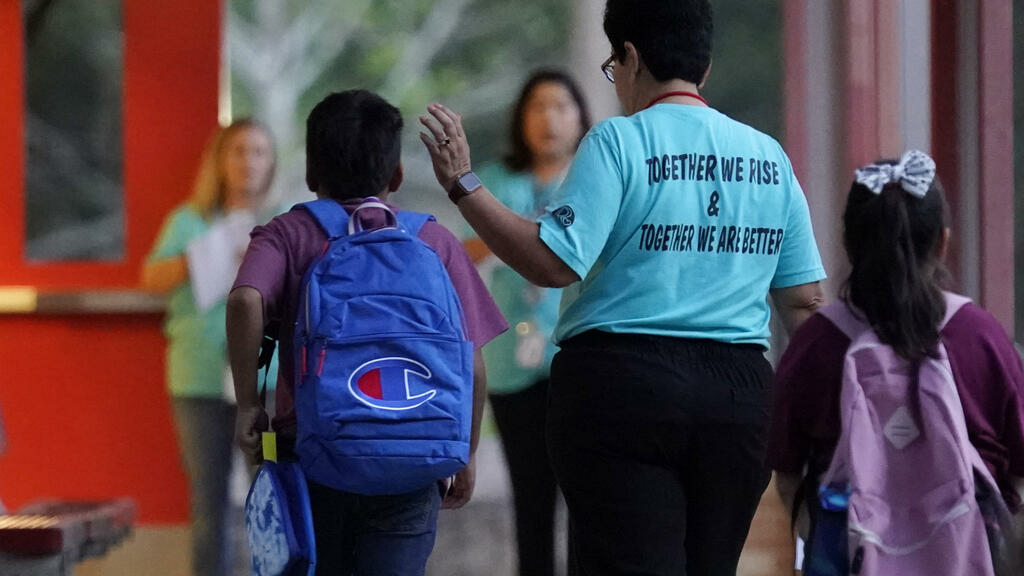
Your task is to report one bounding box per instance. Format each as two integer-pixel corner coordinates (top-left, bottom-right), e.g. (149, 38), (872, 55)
(703, 0), (782, 139)
(229, 0), (571, 215)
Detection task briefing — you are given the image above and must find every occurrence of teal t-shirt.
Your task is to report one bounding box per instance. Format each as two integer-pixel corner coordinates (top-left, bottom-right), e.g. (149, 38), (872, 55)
(148, 205), (278, 398)
(472, 163), (562, 395)
(538, 104), (826, 348)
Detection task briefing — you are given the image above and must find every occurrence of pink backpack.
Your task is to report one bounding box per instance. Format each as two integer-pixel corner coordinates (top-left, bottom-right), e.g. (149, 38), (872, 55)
(815, 292), (1014, 575)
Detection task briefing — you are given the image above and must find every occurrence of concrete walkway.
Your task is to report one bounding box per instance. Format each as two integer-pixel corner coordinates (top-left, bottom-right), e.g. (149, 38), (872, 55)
(75, 432), (792, 575)
(427, 434), (571, 576)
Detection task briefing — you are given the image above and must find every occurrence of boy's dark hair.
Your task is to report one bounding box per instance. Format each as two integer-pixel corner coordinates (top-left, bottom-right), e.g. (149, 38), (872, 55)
(306, 90), (403, 201)
(842, 165), (949, 361)
(603, 0), (713, 85)
(505, 69), (592, 173)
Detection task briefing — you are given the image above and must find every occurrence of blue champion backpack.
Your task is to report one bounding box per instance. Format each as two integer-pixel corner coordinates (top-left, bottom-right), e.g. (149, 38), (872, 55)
(292, 198), (473, 495)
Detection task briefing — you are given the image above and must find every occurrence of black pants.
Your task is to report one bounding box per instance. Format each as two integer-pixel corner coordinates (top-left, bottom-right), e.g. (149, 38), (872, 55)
(547, 331), (773, 576)
(490, 379), (563, 576)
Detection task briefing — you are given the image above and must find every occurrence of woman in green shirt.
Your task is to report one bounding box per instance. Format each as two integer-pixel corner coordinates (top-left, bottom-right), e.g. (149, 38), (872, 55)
(142, 118), (276, 576)
(465, 70), (590, 576)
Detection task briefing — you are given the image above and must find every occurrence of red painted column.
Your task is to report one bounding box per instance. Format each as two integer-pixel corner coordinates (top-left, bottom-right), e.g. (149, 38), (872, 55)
(844, 0), (903, 172)
(931, 0), (963, 286)
(931, 0), (1014, 332)
(844, 0), (880, 173)
(0, 4), (24, 274)
(977, 0), (1014, 333)
(782, 0), (808, 184)
(874, 0), (903, 159)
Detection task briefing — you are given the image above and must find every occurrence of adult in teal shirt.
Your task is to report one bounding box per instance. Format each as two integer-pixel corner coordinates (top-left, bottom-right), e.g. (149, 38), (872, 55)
(142, 119), (278, 576)
(465, 69), (590, 576)
(419, 1), (826, 573)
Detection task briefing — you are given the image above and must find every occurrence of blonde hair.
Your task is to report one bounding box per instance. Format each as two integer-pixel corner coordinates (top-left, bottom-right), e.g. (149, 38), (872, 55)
(188, 118), (276, 220)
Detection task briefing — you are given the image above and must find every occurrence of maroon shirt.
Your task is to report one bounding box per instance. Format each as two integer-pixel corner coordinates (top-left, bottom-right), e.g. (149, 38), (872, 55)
(233, 201), (508, 432)
(767, 302), (1024, 509)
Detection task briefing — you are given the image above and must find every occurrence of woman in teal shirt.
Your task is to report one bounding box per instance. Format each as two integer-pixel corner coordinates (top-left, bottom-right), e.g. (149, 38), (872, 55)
(142, 118), (277, 576)
(420, 2), (825, 572)
(465, 70), (590, 576)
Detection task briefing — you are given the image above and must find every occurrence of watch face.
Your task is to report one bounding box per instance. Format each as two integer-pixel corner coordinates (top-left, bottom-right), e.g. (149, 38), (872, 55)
(458, 172), (483, 192)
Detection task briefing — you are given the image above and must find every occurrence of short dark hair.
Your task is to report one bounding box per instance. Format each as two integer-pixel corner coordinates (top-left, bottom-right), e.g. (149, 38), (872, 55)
(842, 163), (949, 361)
(306, 90), (403, 201)
(505, 69), (592, 173)
(603, 0), (713, 84)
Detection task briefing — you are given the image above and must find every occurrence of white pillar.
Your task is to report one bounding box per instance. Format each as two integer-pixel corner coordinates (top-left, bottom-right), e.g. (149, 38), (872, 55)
(570, 0), (620, 123)
(801, 0), (847, 297)
(900, 0), (932, 152)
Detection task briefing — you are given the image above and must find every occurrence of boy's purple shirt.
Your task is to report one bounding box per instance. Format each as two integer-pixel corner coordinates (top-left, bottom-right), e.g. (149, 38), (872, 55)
(232, 200), (508, 432)
(767, 302), (1024, 510)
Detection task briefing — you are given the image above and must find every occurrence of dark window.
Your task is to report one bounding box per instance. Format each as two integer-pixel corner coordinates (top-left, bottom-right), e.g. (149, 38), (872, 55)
(23, 0), (124, 261)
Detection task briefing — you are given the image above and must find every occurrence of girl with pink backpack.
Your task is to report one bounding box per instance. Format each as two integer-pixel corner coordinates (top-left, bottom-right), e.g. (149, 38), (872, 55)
(767, 150), (1024, 575)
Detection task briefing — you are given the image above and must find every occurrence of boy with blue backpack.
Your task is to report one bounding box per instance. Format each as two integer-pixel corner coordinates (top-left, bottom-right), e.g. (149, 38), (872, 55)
(227, 90), (507, 575)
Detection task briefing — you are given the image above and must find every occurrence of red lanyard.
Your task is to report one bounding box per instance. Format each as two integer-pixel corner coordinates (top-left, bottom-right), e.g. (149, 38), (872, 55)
(644, 91), (708, 110)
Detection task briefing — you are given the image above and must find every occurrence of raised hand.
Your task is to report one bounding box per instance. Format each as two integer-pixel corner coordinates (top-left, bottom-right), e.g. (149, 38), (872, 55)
(419, 103), (472, 193)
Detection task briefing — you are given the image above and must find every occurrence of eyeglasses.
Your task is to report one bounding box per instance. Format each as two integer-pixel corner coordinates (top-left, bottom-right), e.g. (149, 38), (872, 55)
(601, 55), (616, 83)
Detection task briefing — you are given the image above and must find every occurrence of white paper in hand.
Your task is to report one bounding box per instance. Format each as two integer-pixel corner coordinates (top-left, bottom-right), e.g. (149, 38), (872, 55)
(187, 210), (256, 312)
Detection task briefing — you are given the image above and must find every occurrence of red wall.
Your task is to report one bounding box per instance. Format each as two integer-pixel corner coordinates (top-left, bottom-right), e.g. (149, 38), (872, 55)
(0, 1), (222, 524)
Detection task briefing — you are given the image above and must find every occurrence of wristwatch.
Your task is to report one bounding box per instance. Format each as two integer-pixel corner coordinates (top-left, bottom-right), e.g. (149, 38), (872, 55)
(447, 171), (483, 205)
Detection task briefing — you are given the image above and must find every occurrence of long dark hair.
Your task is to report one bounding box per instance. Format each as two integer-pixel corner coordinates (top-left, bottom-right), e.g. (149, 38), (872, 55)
(841, 162), (950, 361)
(504, 69), (592, 173)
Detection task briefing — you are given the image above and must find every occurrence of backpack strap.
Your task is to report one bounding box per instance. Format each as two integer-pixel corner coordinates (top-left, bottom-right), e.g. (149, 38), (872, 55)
(940, 291), (971, 330)
(395, 211), (434, 237)
(820, 292), (972, 340)
(818, 301), (871, 341)
(293, 199), (349, 240)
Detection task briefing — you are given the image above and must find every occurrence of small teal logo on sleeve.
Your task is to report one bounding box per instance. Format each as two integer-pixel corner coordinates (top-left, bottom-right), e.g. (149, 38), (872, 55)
(552, 205), (575, 228)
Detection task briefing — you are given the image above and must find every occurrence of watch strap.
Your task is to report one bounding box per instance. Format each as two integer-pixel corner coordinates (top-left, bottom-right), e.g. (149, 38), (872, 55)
(447, 171), (479, 205)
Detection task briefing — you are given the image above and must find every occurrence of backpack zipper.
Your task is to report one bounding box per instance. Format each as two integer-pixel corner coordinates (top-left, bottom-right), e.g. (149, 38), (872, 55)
(316, 347), (327, 376)
(320, 333), (463, 345)
(304, 241), (330, 337)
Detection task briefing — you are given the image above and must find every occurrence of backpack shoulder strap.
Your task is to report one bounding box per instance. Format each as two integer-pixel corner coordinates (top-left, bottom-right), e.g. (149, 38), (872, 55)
(818, 300), (872, 341)
(292, 199), (349, 239)
(820, 294), (971, 341)
(395, 211), (434, 237)
(940, 291), (972, 330)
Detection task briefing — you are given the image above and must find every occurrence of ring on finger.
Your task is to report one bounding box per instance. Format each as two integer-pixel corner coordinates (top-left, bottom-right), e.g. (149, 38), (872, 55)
(439, 137), (451, 146)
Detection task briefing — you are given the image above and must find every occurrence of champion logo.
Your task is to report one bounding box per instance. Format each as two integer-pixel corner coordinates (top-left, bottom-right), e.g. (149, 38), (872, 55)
(348, 357), (437, 411)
